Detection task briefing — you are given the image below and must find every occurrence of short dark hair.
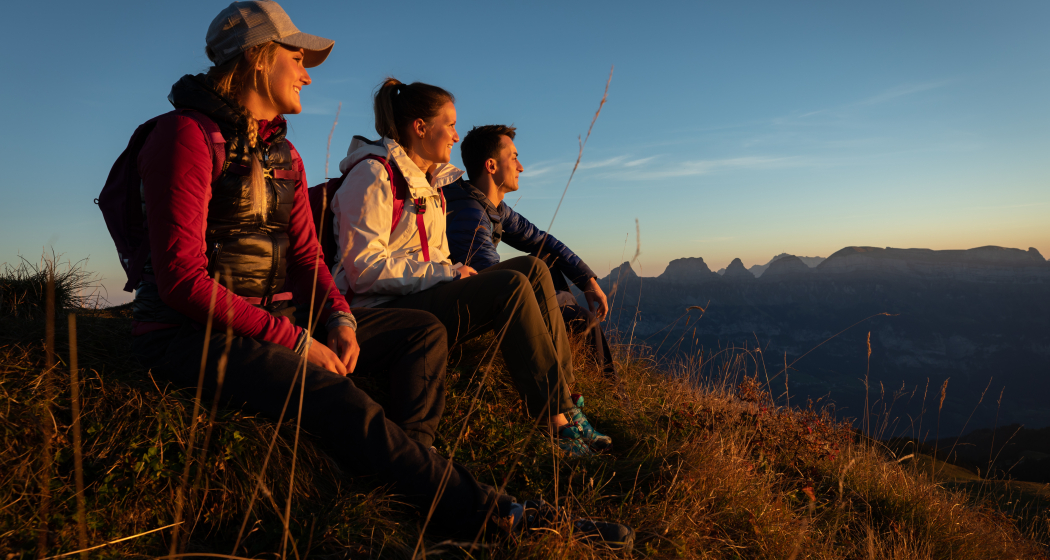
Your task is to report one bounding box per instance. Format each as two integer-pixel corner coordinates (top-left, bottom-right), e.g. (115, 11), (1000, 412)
(461, 124), (517, 181)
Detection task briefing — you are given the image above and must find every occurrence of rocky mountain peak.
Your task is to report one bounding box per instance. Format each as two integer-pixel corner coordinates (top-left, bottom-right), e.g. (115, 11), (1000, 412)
(749, 253), (826, 277)
(762, 255), (812, 278)
(602, 261), (639, 283)
(723, 258), (755, 280)
(659, 257), (719, 284)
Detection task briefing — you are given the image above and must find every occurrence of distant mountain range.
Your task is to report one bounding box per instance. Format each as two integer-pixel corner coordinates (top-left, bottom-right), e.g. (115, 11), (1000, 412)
(583, 246), (1050, 436)
(716, 253), (827, 278)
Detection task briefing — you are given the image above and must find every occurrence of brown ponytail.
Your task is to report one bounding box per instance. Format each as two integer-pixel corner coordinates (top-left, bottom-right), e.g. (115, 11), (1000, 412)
(205, 42), (283, 221)
(373, 78), (455, 144)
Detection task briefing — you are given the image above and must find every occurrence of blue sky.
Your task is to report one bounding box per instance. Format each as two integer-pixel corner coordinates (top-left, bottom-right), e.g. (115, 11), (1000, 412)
(1, 0), (1047, 303)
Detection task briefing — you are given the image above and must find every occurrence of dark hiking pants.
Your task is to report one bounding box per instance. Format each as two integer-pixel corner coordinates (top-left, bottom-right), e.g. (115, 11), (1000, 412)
(380, 256), (575, 418)
(132, 306), (513, 538)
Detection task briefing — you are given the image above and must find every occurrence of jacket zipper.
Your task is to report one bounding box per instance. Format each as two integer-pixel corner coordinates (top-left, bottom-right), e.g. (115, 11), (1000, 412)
(207, 241), (223, 277)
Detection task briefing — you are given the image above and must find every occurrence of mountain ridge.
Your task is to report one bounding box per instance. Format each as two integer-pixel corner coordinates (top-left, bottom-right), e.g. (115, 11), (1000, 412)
(645, 245), (1048, 285)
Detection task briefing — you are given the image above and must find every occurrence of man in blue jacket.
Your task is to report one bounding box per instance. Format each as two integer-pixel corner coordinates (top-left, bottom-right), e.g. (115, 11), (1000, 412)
(445, 125), (617, 379)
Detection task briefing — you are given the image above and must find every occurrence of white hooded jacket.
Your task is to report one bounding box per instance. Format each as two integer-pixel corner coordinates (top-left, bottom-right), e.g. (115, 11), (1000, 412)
(331, 137), (464, 307)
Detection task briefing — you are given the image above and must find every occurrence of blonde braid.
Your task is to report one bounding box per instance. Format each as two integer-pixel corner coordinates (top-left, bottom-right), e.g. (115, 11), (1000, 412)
(245, 117), (259, 149)
(206, 43), (279, 223)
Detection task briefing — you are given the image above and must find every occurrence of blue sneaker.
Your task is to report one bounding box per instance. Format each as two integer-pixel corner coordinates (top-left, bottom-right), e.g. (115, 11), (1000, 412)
(556, 423), (594, 458)
(566, 394), (613, 452)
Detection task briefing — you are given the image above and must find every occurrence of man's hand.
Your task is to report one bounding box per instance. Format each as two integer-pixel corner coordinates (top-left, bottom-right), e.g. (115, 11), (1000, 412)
(327, 325), (360, 373)
(456, 265), (478, 279)
(583, 277), (609, 321)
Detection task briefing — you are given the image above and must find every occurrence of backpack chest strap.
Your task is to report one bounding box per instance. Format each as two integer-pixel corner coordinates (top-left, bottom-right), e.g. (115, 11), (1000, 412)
(225, 163), (299, 181)
(414, 197), (431, 262)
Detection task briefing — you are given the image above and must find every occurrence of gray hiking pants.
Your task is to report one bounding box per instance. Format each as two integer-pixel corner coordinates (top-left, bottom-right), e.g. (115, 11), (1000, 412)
(380, 256), (575, 418)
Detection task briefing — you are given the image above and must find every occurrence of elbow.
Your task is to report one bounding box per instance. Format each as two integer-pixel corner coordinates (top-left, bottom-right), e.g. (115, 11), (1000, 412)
(154, 274), (188, 309)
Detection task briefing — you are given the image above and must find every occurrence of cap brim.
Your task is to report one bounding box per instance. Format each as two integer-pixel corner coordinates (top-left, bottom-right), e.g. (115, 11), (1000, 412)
(277, 32), (334, 68)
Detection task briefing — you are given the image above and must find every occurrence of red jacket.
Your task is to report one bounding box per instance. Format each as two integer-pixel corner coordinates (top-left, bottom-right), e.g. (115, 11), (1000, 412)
(137, 113), (350, 350)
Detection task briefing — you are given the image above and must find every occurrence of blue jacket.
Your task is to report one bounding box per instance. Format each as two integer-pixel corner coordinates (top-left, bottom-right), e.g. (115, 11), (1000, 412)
(444, 179), (596, 291)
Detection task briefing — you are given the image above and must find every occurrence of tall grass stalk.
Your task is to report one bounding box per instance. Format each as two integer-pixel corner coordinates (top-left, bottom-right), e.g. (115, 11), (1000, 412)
(932, 378), (949, 477)
(36, 267), (56, 557)
(40, 522), (183, 560)
(169, 274), (221, 556)
(534, 66), (612, 263)
(66, 313), (87, 559)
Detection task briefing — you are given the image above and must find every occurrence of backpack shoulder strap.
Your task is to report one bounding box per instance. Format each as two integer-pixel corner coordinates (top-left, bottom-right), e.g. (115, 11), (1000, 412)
(317, 153), (431, 263)
(356, 154), (430, 260)
(355, 154), (408, 232)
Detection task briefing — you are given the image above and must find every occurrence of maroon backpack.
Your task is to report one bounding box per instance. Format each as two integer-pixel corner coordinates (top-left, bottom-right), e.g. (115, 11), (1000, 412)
(309, 146), (445, 267)
(96, 109), (226, 292)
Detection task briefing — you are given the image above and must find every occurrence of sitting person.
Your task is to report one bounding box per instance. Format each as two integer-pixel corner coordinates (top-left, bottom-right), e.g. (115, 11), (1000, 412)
(325, 78), (611, 456)
(446, 125), (617, 380)
(117, 1), (630, 547)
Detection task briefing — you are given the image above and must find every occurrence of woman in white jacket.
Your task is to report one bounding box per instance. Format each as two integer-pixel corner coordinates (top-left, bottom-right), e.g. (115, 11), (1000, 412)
(331, 78), (611, 457)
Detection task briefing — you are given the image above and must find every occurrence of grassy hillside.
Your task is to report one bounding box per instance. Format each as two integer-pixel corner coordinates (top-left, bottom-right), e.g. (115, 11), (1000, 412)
(1, 261), (1048, 558)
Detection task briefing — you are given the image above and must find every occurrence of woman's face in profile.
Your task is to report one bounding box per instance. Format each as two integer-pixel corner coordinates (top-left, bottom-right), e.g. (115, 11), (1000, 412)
(420, 101), (459, 164)
(265, 46), (311, 115)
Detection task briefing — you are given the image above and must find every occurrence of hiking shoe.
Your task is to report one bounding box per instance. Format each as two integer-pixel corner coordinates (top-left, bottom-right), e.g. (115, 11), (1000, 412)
(566, 394), (613, 452)
(514, 499), (634, 552)
(556, 424), (594, 458)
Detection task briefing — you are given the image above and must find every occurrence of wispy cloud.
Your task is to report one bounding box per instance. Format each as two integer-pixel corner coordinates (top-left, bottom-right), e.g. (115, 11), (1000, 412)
(578, 156), (628, 170)
(856, 80), (950, 106)
(522, 153), (802, 182)
(624, 156), (658, 167)
(642, 156), (801, 178)
(768, 79), (954, 129)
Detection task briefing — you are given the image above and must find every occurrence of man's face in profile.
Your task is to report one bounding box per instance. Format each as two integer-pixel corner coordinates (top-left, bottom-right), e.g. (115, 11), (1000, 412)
(492, 136), (524, 194)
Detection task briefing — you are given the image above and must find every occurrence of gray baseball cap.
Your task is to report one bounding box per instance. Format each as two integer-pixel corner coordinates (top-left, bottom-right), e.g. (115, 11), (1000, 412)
(206, 1), (334, 68)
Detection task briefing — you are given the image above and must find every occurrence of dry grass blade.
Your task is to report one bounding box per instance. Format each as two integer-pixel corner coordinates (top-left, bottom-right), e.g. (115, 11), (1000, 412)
(39, 522), (182, 560)
(66, 313), (88, 559)
(36, 267), (56, 557)
(535, 66), (613, 263)
(169, 274), (221, 556)
(279, 208), (331, 560)
(325, 102), (342, 179)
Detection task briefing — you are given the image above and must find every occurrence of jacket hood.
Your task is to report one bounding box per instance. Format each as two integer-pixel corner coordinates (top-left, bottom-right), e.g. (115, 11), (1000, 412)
(168, 74), (249, 131)
(339, 136), (463, 198)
